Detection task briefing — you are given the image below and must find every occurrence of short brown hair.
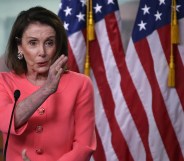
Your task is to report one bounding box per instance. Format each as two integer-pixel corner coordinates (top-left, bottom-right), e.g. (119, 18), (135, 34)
(5, 6), (68, 75)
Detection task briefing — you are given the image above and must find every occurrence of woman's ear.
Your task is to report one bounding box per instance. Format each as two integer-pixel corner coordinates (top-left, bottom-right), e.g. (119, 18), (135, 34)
(17, 43), (23, 54)
(15, 37), (22, 51)
(15, 37), (21, 44)
(17, 47), (21, 54)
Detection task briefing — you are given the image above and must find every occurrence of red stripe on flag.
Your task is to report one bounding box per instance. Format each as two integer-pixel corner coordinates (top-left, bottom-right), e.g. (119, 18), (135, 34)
(175, 47), (184, 111)
(158, 26), (184, 111)
(93, 128), (106, 161)
(68, 41), (80, 72)
(89, 38), (134, 161)
(135, 39), (184, 161)
(105, 13), (153, 161)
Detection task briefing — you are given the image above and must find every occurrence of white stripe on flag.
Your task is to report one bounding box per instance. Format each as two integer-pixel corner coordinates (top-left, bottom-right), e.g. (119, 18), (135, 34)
(91, 71), (118, 161)
(178, 18), (184, 65)
(68, 31), (86, 73)
(148, 30), (184, 157)
(96, 18), (146, 161)
(126, 38), (170, 161)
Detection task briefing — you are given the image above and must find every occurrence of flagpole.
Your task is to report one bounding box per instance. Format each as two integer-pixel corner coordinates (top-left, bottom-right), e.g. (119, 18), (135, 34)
(168, 0), (179, 87)
(84, 0), (95, 76)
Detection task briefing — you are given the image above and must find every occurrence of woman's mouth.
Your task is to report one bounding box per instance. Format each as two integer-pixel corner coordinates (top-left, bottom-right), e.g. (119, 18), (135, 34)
(37, 61), (48, 67)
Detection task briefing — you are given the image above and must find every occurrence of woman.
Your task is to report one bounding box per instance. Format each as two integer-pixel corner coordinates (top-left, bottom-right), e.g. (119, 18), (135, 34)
(0, 6), (96, 161)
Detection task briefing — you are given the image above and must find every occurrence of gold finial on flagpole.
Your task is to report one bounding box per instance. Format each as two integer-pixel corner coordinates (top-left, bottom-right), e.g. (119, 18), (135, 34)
(168, 0), (179, 87)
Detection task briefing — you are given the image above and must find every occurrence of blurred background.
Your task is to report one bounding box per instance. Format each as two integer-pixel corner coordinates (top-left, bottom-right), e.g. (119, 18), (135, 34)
(0, 0), (139, 70)
(0, 0), (139, 160)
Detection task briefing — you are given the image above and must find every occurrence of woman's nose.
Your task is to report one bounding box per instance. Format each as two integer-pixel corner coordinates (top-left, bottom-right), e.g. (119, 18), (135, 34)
(38, 45), (46, 57)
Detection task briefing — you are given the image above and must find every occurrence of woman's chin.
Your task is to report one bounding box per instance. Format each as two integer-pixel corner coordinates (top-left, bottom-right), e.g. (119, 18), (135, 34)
(36, 68), (49, 74)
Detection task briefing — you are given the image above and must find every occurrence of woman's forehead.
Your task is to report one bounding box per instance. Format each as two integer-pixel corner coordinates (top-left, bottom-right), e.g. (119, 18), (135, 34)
(22, 22), (56, 39)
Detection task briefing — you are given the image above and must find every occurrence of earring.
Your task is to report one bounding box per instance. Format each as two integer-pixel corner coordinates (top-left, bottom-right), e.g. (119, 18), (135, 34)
(17, 51), (24, 60)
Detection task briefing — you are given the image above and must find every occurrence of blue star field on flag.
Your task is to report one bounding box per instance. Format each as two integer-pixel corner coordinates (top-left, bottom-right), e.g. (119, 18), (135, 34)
(58, 0), (119, 36)
(132, 0), (184, 42)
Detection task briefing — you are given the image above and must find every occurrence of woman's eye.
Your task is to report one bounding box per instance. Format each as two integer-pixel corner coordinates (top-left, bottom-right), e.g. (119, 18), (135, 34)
(45, 40), (54, 46)
(29, 41), (37, 46)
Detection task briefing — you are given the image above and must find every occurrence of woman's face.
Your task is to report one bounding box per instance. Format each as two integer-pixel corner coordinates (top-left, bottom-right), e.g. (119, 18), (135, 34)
(18, 22), (56, 75)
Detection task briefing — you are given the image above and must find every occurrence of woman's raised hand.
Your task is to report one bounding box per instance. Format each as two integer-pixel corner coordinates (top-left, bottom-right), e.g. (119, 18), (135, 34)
(44, 55), (68, 94)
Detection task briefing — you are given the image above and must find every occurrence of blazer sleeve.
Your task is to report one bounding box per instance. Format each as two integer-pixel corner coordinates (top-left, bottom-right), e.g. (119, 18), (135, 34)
(0, 75), (27, 135)
(58, 76), (97, 161)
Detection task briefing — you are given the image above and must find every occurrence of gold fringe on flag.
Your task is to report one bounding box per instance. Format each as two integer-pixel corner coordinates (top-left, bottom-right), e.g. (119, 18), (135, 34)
(84, 0), (95, 76)
(168, 0), (179, 87)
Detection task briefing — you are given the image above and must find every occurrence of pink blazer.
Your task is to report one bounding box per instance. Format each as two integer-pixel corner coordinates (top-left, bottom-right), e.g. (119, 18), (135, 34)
(0, 71), (96, 161)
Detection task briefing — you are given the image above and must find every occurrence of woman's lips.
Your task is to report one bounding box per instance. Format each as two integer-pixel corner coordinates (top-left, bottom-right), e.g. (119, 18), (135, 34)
(37, 61), (48, 67)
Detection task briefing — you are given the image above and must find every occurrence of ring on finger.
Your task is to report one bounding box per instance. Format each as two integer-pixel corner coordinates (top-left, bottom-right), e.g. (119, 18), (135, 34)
(55, 66), (60, 72)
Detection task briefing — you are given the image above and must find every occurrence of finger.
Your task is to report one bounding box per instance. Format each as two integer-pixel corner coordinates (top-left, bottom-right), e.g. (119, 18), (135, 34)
(52, 54), (65, 67)
(54, 56), (68, 74)
(22, 149), (30, 161)
(51, 55), (67, 73)
(56, 56), (68, 69)
(55, 67), (66, 78)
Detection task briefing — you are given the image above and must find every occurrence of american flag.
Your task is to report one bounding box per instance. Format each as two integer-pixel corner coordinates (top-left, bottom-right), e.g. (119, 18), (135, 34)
(58, 0), (126, 160)
(58, 0), (184, 160)
(125, 0), (184, 160)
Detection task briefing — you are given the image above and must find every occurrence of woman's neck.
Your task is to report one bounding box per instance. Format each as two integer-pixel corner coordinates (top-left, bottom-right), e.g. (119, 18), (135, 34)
(26, 72), (48, 86)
